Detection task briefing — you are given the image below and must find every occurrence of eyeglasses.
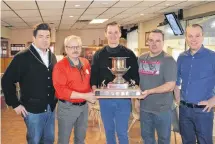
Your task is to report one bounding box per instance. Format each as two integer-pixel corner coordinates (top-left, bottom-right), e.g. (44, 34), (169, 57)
(66, 46), (82, 50)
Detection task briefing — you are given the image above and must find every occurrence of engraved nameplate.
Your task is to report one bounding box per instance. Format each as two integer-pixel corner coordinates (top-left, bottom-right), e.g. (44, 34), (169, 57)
(95, 88), (141, 96)
(107, 83), (128, 89)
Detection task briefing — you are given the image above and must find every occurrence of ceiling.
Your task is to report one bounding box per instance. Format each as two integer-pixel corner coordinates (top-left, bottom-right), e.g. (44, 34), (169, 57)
(1, 0), (212, 30)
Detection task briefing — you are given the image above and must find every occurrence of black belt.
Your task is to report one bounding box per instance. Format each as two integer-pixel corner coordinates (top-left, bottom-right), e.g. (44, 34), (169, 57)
(180, 100), (206, 108)
(59, 99), (86, 106)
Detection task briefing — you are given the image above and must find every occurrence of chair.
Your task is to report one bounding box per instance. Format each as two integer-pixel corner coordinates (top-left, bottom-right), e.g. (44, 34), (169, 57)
(128, 99), (142, 143)
(88, 101), (102, 134)
(128, 99), (140, 132)
(171, 103), (180, 144)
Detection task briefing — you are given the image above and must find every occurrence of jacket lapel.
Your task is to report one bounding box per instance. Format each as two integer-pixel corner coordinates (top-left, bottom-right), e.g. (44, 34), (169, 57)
(29, 44), (44, 63)
(48, 49), (52, 66)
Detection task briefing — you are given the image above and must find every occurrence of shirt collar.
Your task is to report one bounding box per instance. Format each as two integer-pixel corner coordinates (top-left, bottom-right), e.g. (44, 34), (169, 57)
(32, 43), (48, 55)
(149, 51), (164, 59)
(187, 45), (205, 56)
(67, 57), (83, 69)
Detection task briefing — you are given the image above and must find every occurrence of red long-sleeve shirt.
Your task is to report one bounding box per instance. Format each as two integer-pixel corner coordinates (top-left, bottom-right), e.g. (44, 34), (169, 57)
(53, 57), (91, 103)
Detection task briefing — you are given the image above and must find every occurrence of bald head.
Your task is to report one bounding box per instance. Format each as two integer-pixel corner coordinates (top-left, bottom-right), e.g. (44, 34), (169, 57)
(185, 24), (204, 51)
(186, 24), (204, 36)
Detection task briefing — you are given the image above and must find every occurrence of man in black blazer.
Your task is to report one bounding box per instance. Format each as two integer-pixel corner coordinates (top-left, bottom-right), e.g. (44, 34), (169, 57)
(1, 23), (57, 144)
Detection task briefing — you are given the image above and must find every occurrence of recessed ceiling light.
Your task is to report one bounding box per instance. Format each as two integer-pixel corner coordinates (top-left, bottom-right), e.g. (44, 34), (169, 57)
(75, 4), (80, 7)
(140, 14), (144, 16)
(69, 16), (74, 18)
(90, 19), (108, 24)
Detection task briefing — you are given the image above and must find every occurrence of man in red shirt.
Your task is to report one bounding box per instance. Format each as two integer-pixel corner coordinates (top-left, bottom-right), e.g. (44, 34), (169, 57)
(53, 35), (96, 144)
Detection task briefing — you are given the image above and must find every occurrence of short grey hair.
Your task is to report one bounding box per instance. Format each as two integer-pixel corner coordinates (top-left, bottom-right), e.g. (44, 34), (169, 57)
(64, 35), (82, 47)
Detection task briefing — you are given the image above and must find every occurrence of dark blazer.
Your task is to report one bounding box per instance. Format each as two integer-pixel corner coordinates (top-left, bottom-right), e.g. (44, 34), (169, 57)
(1, 44), (57, 113)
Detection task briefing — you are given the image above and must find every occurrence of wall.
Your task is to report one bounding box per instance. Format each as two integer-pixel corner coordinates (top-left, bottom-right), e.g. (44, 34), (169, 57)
(138, 16), (163, 49)
(6, 28), (105, 55)
(10, 29), (33, 45)
(1, 27), (12, 39)
(138, 2), (215, 54)
(55, 29), (105, 54)
(127, 29), (138, 55)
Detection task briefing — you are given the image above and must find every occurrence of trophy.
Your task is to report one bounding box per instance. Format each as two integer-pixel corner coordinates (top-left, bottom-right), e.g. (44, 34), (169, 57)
(95, 57), (141, 97)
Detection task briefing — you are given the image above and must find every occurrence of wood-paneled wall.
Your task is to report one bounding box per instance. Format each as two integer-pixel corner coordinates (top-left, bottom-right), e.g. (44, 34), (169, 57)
(1, 57), (13, 74)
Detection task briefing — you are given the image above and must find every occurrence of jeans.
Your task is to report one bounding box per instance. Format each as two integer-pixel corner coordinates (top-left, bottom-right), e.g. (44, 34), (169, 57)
(99, 99), (131, 144)
(140, 110), (172, 144)
(179, 105), (214, 144)
(23, 105), (55, 144)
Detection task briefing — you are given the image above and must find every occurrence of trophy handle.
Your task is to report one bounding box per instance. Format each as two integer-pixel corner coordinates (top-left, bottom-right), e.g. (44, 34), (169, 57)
(107, 67), (112, 71)
(129, 79), (136, 88)
(124, 66), (131, 75)
(101, 80), (106, 88)
(107, 67), (114, 75)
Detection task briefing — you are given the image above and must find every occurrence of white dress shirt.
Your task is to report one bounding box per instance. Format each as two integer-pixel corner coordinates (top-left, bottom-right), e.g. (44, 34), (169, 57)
(32, 43), (49, 68)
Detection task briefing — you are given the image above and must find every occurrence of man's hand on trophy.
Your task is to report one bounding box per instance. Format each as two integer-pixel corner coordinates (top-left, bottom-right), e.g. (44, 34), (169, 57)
(92, 85), (97, 93)
(138, 90), (151, 99)
(86, 92), (97, 104)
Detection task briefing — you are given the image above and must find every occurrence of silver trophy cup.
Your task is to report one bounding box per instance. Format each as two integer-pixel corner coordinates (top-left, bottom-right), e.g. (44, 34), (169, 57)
(108, 57), (131, 84)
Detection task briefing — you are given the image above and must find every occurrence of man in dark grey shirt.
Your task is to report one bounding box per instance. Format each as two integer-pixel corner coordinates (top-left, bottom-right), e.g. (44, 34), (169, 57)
(137, 29), (177, 144)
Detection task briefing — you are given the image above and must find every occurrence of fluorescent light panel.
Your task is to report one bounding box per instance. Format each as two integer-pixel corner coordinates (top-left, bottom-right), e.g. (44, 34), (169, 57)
(90, 19), (108, 24)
